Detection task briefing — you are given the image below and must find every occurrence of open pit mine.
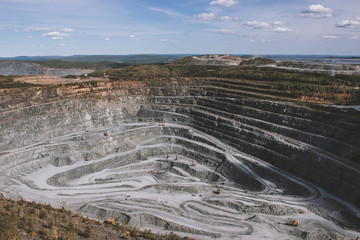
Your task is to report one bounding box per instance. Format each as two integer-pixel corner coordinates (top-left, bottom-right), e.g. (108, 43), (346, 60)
(0, 62), (360, 239)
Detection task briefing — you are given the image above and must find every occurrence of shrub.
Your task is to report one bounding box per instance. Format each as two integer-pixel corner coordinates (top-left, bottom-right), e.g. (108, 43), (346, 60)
(0, 211), (19, 240)
(130, 226), (139, 237)
(168, 231), (183, 240)
(18, 216), (34, 233)
(49, 225), (58, 240)
(84, 225), (94, 238)
(39, 209), (48, 219)
(65, 226), (75, 240)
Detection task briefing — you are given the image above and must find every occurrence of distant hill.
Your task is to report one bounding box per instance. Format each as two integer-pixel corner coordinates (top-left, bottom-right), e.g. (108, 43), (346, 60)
(0, 54), (190, 64)
(34, 59), (129, 70)
(0, 56), (63, 61)
(0, 55), (191, 76)
(0, 61), (93, 77)
(2, 54), (360, 64)
(59, 54), (189, 64)
(173, 55), (276, 66)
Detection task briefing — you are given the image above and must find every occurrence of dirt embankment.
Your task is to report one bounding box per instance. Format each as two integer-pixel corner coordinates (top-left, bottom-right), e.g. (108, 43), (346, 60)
(14, 75), (108, 85)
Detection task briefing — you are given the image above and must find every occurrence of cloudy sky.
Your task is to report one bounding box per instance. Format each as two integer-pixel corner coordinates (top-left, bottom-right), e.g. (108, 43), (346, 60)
(0, 0), (359, 57)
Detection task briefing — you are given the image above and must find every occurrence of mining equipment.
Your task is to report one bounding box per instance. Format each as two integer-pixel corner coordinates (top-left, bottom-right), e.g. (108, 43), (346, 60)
(106, 218), (115, 225)
(288, 219), (300, 226)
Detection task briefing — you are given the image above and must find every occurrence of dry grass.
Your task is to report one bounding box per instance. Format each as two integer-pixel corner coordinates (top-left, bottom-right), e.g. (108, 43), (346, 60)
(0, 194), (193, 240)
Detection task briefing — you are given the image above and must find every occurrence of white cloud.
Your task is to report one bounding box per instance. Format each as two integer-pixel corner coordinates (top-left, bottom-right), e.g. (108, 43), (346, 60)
(194, 13), (216, 21)
(104, 37), (110, 41)
(42, 31), (69, 37)
(160, 38), (178, 44)
(50, 36), (62, 39)
(336, 17), (360, 28)
(216, 29), (236, 34)
(272, 27), (291, 32)
(147, 7), (187, 18)
(220, 16), (239, 22)
(220, 16), (232, 21)
(210, 0), (238, 7)
(41, 31), (70, 40)
(271, 22), (291, 32)
(273, 21), (283, 25)
(64, 28), (74, 32)
(321, 35), (337, 39)
(244, 20), (291, 33)
(244, 21), (270, 29)
(300, 4), (333, 18)
(129, 34), (136, 38)
(22, 26), (50, 32)
(55, 43), (66, 46)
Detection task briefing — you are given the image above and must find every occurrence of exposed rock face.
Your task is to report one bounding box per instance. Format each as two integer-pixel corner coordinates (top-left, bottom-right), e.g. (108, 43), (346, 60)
(188, 55), (276, 66)
(0, 61), (93, 76)
(0, 77), (359, 239)
(13, 75), (108, 85)
(277, 61), (358, 71)
(275, 61), (360, 75)
(190, 55), (244, 65)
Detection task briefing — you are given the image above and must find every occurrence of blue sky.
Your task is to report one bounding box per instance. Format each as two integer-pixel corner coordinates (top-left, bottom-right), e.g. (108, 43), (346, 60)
(0, 0), (359, 57)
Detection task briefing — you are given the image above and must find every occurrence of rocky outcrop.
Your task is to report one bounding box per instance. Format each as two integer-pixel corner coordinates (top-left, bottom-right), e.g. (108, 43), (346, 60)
(0, 61), (93, 76)
(190, 55), (243, 66)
